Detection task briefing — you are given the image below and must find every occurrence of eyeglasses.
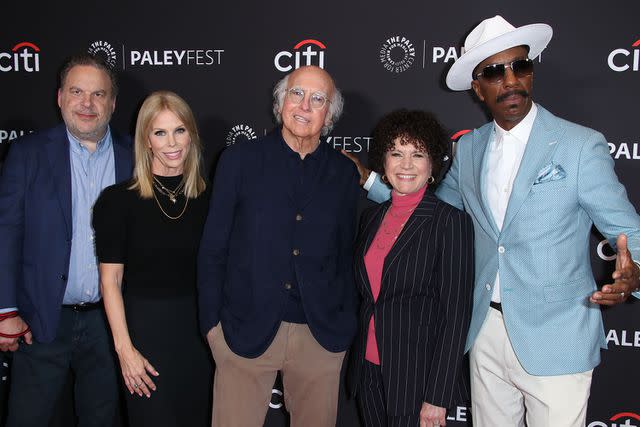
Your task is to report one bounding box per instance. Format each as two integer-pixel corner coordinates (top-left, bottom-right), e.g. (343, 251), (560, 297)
(286, 88), (330, 109)
(473, 58), (534, 84)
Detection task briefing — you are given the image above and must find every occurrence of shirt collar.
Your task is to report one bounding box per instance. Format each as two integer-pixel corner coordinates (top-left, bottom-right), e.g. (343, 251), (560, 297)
(67, 126), (113, 155)
(278, 128), (325, 161)
(493, 102), (538, 145)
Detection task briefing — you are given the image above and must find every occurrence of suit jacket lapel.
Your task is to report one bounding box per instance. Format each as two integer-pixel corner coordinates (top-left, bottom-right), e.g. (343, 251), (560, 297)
(501, 106), (561, 232)
(473, 125), (500, 239)
(382, 191), (437, 282)
(355, 203), (388, 300)
(44, 126), (72, 239)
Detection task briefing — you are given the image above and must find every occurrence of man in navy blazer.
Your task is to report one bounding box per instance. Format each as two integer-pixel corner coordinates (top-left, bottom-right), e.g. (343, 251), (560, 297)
(198, 66), (360, 427)
(0, 54), (132, 426)
(361, 16), (640, 427)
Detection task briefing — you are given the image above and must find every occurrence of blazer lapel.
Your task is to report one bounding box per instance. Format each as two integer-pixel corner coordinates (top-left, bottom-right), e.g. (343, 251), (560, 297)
(501, 106), (561, 232)
(473, 126), (500, 239)
(44, 126), (72, 239)
(355, 203), (388, 300)
(382, 191), (437, 282)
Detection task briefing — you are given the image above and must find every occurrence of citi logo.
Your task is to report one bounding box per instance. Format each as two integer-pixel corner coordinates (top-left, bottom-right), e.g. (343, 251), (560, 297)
(450, 129), (472, 158)
(588, 412), (640, 427)
(274, 39), (326, 72)
(608, 39), (640, 72)
(0, 42), (40, 72)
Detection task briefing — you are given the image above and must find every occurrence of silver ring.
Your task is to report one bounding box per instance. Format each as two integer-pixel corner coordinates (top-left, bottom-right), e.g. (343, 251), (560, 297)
(133, 383), (139, 388)
(620, 292), (625, 298)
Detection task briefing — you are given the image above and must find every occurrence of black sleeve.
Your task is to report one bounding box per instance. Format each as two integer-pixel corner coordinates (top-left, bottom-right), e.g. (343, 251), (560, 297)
(92, 185), (128, 264)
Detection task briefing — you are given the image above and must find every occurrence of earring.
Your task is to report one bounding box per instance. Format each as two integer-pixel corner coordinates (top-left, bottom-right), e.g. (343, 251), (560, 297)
(427, 176), (435, 184)
(381, 175), (389, 184)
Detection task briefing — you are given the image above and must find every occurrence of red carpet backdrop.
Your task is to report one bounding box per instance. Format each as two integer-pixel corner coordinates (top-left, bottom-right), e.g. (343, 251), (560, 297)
(1, 1), (638, 426)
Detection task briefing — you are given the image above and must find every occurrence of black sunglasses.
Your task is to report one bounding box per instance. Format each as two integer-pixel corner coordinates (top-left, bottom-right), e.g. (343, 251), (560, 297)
(473, 58), (534, 84)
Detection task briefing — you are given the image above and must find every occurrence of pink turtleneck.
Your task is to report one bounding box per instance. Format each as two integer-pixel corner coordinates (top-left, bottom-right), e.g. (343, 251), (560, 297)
(363, 184), (427, 365)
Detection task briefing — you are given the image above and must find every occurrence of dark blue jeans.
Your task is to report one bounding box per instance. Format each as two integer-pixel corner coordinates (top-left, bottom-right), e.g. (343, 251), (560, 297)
(6, 307), (119, 427)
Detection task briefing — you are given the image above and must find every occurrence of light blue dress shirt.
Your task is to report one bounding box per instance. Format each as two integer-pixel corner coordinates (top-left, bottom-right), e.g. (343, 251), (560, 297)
(64, 128), (115, 304)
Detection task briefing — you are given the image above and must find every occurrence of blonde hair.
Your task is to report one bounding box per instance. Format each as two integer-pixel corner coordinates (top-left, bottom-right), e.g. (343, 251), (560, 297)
(130, 91), (206, 198)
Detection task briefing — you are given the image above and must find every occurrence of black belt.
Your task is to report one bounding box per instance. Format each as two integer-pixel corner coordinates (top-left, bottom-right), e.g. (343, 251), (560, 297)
(62, 300), (103, 312)
(489, 301), (502, 313)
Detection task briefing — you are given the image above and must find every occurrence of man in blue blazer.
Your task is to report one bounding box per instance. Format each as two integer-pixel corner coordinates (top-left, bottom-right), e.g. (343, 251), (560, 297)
(198, 66), (360, 427)
(363, 15), (640, 427)
(0, 54), (132, 426)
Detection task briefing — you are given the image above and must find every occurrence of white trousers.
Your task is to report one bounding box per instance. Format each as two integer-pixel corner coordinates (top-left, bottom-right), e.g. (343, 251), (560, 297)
(470, 307), (593, 427)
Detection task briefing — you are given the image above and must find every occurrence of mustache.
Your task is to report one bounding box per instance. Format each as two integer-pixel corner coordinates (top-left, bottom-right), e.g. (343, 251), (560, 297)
(496, 90), (529, 103)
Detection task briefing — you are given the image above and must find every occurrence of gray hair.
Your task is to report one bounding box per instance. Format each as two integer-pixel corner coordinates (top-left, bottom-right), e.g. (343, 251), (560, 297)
(272, 72), (344, 136)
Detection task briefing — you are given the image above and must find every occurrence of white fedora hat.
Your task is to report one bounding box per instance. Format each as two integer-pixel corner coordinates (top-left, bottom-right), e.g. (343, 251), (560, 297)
(446, 15), (553, 91)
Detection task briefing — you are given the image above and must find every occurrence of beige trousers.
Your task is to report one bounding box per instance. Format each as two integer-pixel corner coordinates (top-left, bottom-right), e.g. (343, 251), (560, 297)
(470, 307), (593, 427)
(207, 321), (345, 427)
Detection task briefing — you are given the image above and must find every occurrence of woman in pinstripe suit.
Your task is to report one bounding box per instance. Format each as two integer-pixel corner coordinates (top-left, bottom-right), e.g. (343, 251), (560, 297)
(348, 110), (475, 427)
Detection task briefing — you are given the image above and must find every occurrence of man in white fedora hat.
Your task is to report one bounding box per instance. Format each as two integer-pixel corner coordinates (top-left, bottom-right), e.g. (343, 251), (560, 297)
(358, 15), (640, 427)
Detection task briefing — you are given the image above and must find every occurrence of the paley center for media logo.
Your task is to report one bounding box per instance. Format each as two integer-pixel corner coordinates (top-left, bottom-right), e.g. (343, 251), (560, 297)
(274, 39), (326, 72)
(379, 36), (416, 73)
(608, 39), (640, 72)
(225, 124), (257, 146)
(88, 40), (224, 69)
(1, 42), (40, 72)
(88, 40), (117, 68)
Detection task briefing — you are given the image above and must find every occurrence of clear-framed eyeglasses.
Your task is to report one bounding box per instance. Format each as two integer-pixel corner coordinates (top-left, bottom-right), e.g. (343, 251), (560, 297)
(286, 87), (330, 110)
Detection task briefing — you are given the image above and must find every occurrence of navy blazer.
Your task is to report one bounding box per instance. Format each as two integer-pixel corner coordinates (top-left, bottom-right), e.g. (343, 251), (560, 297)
(0, 124), (132, 342)
(348, 190), (474, 415)
(198, 130), (360, 358)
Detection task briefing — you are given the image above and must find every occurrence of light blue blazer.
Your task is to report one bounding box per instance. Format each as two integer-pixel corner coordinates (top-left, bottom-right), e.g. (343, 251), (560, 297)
(368, 105), (640, 375)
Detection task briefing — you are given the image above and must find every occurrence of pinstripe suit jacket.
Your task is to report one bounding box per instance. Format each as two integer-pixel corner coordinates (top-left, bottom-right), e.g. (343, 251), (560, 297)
(348, 190), (474, 415)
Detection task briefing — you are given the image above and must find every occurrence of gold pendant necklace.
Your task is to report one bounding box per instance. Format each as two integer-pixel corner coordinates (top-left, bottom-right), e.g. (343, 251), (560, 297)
(153, 177), (185, 204)
(152, 189), (189, 220)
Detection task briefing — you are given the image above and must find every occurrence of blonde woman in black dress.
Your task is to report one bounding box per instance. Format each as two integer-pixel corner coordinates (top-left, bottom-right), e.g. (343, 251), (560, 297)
(93, 91), (211, 426)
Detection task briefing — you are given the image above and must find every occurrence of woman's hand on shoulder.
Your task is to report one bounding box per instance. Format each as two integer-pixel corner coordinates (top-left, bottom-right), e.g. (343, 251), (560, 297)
(420, 401), (446, 427)
(116, 345), (160, 398)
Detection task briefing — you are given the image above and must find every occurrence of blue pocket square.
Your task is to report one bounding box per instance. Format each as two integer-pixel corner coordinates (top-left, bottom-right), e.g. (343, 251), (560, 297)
(534, 162), (566, 184)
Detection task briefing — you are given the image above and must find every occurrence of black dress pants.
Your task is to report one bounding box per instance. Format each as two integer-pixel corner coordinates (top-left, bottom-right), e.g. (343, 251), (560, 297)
(6, 306), (119, 427)
(357, 360), (420, 427)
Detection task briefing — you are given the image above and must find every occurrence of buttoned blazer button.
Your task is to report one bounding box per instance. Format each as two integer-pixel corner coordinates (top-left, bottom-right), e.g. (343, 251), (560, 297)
(284, 283), (292, 290)
(295, 213), (303, 221)
(292, 249), (300, 256)
(60, 275), (67, 281)
(485, 283), (491, 290)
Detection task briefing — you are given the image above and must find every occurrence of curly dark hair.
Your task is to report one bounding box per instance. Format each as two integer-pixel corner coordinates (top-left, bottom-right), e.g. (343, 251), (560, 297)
(369, 109), (449, 185)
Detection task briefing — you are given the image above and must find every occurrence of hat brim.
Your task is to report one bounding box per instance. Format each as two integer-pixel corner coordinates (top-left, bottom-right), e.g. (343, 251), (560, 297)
(445, 23), (553, 91)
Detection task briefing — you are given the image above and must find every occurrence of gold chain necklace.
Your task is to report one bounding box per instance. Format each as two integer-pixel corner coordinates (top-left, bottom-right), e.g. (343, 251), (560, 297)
(152, 187), (189, 220)
(152, 176), (185, 204)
